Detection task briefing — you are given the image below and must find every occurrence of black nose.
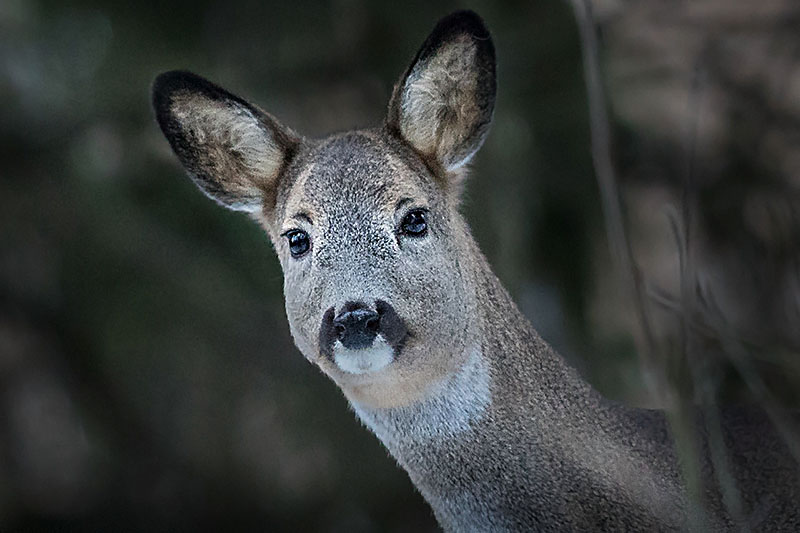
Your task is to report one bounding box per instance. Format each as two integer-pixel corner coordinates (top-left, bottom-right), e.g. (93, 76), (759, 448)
(333, 304), (380, 350)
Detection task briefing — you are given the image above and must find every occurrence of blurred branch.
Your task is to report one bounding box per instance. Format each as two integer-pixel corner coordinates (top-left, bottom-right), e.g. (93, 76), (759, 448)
(647, 274), (800, 467)
(567, 0), (664, 400)
(671, 61), (746, 521)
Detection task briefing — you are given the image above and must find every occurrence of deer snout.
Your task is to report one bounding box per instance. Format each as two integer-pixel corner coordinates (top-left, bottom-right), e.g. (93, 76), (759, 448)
(333, 305), (380, 349)
(318, 300), (409, 374)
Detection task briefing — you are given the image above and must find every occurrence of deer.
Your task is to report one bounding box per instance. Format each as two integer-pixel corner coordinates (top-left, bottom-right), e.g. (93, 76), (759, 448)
(152, 10), (799, 531)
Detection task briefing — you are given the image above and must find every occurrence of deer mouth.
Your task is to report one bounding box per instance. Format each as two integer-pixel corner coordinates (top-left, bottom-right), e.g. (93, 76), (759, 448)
(331, 335), (396, 374)
(319, 300), (409, 374)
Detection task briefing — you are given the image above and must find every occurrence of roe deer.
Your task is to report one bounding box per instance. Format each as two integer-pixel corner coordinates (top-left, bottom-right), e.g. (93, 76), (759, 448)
(152, 10), (799, 531)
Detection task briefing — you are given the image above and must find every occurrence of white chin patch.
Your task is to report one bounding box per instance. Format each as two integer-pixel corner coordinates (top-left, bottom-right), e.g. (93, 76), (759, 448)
(333, 335), (394, 375)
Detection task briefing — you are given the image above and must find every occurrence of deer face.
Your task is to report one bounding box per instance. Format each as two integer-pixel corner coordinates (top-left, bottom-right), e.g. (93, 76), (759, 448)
(269, 132), (478, 407)
(153, 11), (495, 408)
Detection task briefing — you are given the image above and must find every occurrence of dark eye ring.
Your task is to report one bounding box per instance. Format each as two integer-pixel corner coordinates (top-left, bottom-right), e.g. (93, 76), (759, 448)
(400, 209), (428, 237)
(284, 229), (310, 258)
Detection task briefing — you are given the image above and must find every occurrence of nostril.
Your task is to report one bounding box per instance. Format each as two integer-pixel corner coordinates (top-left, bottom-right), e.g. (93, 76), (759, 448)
(335, 323), (346, 338)
(366, 315), (380, 333)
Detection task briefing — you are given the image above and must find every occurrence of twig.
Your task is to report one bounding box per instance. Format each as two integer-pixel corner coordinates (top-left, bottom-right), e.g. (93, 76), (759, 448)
(567, 0), (663, 401)
(677, 60), (746, 530)
(568, 3), (711, 528)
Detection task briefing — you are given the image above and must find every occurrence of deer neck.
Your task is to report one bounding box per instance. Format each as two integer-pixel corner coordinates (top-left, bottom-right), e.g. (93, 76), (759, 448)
(348, 238), (684, 530)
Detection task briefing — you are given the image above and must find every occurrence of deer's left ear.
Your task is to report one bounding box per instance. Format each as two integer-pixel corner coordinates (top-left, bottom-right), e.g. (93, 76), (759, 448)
(387, 10), (496, 175)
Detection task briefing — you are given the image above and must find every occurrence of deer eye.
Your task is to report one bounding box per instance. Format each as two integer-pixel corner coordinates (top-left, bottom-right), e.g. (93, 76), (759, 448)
(285, 230), (310, 257)
(400, 209), (428, 237)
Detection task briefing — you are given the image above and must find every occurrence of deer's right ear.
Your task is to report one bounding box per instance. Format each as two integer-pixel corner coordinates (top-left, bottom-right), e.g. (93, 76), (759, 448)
(387, 10), (496, 176)
(152, 71), (298, 213)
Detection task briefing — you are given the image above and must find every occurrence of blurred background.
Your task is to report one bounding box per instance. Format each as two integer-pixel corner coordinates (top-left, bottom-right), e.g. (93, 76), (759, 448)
(1, 0), (799, 530)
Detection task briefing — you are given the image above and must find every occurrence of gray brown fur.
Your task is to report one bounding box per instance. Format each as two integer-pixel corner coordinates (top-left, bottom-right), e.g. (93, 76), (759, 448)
(152, 10), (799, 531)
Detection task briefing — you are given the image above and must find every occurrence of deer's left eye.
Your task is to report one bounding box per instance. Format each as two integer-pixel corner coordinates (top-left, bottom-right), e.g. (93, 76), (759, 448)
(400, 209), (428, 237)
(285, 230), (310, 257)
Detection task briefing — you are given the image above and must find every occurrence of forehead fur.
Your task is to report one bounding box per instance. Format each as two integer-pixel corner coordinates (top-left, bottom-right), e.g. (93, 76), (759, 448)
(276, 131), (436, 226)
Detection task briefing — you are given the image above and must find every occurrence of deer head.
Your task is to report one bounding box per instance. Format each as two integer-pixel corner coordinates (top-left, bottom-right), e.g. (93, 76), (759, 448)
(153, 11), (496, 410)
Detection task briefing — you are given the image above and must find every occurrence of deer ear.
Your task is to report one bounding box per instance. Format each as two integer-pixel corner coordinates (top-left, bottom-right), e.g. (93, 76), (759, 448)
(152, 71), (298, 213)
(387, 10), (496, 174)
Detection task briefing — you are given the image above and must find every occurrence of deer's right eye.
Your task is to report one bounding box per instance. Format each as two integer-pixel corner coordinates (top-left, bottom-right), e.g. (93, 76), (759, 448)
(285, 230), (310, 257)
(399, 209), (428, 237)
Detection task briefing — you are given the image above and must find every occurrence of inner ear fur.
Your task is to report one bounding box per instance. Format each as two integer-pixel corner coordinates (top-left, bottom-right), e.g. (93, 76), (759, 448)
(387, 10), (496, 176)
(152, 70), (298, 213)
